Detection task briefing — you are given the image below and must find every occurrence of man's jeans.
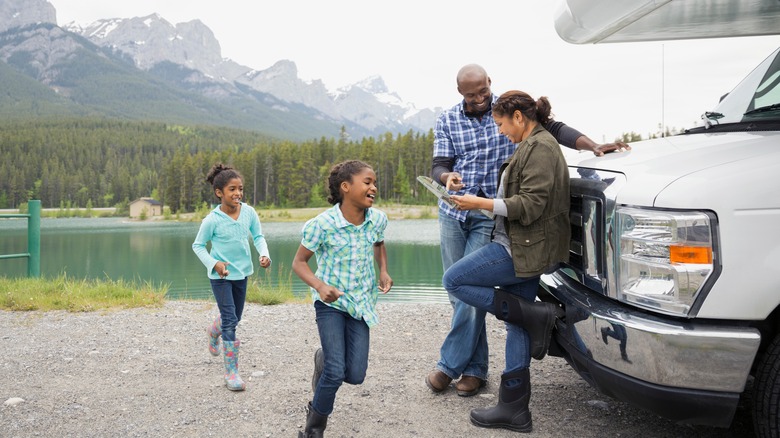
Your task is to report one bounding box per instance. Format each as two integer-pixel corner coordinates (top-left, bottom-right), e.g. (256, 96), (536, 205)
(210, 277), (247, 342)
(436, 210), (493, 380)
(443, 242), (540, 373)
(311, 300), (370, 416)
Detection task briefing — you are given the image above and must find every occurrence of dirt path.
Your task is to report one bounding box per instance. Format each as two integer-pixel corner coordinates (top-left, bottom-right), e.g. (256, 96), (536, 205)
(1, 301), (754, 437)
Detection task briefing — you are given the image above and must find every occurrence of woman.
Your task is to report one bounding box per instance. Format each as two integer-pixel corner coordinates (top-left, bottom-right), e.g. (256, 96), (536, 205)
(444, 90), (569, 433)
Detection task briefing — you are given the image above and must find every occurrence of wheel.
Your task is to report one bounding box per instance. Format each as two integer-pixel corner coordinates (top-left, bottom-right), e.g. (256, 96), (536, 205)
(753, 333), (780, 438)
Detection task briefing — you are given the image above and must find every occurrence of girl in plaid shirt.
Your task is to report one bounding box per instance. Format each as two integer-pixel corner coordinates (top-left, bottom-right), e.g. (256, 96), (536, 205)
(292, 160), (393, 438)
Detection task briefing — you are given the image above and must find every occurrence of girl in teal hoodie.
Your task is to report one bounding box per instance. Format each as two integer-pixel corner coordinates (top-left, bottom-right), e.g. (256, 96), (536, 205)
(193, 163), (271, 391)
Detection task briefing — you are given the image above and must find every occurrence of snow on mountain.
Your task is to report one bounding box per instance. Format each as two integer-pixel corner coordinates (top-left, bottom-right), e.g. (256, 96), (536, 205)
(6, 1), (441, 136)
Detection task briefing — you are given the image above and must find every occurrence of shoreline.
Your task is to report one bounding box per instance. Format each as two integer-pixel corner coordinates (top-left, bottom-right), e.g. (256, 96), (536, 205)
(0, 204), (439, 223)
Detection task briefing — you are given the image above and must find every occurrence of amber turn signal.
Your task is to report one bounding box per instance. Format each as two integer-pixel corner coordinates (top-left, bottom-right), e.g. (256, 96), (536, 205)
(670, 245), (713, 264)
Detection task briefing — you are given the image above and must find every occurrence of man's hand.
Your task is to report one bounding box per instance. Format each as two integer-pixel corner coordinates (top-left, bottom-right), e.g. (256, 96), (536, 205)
(444, 172), (464, 191)
(592, 141), (631, 156)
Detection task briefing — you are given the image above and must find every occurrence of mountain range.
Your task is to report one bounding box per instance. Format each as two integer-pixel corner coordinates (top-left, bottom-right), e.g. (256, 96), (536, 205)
(0, 0), (441, 141)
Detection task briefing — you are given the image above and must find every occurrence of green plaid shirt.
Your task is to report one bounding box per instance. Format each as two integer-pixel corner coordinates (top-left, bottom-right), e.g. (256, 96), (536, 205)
(300, 204), (387, 327)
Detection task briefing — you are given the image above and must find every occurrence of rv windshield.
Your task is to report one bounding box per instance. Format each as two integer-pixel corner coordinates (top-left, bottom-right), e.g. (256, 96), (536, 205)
(701, 47), (780, 129)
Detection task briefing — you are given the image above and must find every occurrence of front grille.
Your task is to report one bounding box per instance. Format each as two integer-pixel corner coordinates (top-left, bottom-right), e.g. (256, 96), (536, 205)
(569, 194), (585, 268)
(563, 175), (611, 294)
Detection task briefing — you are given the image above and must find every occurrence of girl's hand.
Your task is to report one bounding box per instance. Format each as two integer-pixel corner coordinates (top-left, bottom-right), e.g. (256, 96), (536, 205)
(259, 256), (271, 269)
(317, 284), (344, 303)
(450, 194), (489, 212)
(378, 272), (393, 294)
(215, 261), (230, 279)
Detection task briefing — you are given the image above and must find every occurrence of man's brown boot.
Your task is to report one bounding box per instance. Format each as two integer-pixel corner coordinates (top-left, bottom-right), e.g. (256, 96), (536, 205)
(456, 375), (486, 397)
(425, 370), (452, 392)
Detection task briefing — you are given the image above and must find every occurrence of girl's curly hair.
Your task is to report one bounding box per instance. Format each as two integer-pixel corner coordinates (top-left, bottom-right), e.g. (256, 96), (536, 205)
(327, 160), (373, 205)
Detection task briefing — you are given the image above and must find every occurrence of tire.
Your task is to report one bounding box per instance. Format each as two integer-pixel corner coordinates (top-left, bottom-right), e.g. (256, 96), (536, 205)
(753, 333), (780, 438)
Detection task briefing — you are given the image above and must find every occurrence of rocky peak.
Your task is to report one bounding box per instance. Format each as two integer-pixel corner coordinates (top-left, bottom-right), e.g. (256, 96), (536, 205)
(247, 59), (298, 81)
(0, 0), (56, 33)
(71, 14), (224, 72)
(355, 75), (388, 94)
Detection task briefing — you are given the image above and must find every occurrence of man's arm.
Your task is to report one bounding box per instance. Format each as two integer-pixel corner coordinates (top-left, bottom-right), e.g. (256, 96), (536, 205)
(432, 156), (464, 191)
(574, 136), (631, 156)
(545, 120), (631, 156)
(432, 156), (456, 186)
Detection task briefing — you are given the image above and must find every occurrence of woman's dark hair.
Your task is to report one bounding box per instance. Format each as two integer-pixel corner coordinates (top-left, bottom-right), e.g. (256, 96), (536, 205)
(492, 90), (552, 125)
(327, 160), (372, 205)
(206, 163), (243, 192)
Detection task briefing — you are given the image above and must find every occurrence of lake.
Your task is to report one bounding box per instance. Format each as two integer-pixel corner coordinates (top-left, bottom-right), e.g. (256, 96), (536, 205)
(0, 217), (449, 304)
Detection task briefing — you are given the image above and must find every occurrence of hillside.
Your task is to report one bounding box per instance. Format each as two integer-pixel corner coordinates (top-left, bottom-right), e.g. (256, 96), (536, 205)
(0, 23), (348, 141)
(0, 0), (440, 141)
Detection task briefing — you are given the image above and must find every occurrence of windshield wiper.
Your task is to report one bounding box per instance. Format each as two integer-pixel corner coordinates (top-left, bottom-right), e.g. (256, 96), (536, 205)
(702, 111), (725, 128)
(744, 103), (780, 116)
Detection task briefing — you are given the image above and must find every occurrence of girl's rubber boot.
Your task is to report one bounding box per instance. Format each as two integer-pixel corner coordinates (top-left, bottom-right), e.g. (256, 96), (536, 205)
(469, 368), (532, 432)
(222, 340), (246, 391)
(207, 315), (222, 356)
(298, 402), (327, 438)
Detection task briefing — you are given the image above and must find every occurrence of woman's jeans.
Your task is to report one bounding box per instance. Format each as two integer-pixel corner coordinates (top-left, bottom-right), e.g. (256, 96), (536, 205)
(210, 277), (247, 342)
(312, 300), (370, 416)
(437, 210), (493, 380)
(443, 242), (540, 373)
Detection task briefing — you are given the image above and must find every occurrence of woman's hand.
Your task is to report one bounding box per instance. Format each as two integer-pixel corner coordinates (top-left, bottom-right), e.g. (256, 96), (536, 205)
(450, 194), (492, 212)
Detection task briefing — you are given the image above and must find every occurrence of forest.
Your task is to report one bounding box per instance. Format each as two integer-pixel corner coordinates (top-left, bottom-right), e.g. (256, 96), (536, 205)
(0, 118), (437, 212)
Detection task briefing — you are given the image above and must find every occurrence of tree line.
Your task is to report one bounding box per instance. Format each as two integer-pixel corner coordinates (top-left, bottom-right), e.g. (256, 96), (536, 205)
(0, 119), (438, 212)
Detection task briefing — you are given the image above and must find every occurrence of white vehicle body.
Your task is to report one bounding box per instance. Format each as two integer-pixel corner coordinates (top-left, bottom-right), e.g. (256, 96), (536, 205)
(542, 1), (780, 435)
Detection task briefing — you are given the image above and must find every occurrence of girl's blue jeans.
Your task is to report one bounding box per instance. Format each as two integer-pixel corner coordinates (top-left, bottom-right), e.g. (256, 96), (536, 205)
(442, 242), (540, 373)
(210, 277), (247, 342)
(311, 300), (370, 416)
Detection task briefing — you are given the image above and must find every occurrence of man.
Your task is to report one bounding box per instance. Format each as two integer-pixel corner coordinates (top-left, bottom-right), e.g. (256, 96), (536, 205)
(426, 64), (628, 397)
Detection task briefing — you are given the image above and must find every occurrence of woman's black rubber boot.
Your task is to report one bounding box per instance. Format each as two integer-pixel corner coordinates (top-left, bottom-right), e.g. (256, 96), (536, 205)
(470, 368), (532, 432)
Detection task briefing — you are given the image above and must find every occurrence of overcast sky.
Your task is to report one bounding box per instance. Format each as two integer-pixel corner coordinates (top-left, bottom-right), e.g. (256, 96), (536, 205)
(49, 0), (780, 142)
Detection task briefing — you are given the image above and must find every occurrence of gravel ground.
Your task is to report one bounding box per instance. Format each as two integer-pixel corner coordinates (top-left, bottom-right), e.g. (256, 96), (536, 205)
(1, 301), (756, 437)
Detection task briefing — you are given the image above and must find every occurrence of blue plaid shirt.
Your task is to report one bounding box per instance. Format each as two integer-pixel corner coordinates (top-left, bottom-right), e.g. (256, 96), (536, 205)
(433, 95), (516, 222)
(300, 204), (388, 327)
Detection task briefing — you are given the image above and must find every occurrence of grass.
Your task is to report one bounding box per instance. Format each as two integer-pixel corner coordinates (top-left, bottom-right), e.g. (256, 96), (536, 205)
(246, 264), (307, 305)
(0, 274), (167, 312)
(0, 266), (305, 311)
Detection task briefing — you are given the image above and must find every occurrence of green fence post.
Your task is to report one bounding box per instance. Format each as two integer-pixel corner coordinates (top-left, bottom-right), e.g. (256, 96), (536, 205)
(27, 200), (41, 277)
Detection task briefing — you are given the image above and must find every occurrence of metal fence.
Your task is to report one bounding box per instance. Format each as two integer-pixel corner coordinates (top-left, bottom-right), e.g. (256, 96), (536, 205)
(0, 200), (41, 277)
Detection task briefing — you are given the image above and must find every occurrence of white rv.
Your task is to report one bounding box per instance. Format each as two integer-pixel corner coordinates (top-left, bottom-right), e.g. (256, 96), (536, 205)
(542, 1), (780, 436)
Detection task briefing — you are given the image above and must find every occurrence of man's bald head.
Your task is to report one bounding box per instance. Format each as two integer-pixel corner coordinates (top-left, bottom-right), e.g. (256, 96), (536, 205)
(456, 64), (492, 114)
(456, 64), (489, 86)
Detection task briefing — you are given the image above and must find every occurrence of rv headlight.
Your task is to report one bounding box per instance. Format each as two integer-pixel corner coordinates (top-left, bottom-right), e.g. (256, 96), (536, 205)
(615, 207), (715, 316)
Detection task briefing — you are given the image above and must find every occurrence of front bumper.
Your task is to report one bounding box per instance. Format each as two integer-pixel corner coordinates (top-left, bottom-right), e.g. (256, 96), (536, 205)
(540, 271), (760, 427)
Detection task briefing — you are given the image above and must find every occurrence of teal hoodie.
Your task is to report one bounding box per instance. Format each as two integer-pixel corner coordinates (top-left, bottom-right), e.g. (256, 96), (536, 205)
(192, 203), (271, 280)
